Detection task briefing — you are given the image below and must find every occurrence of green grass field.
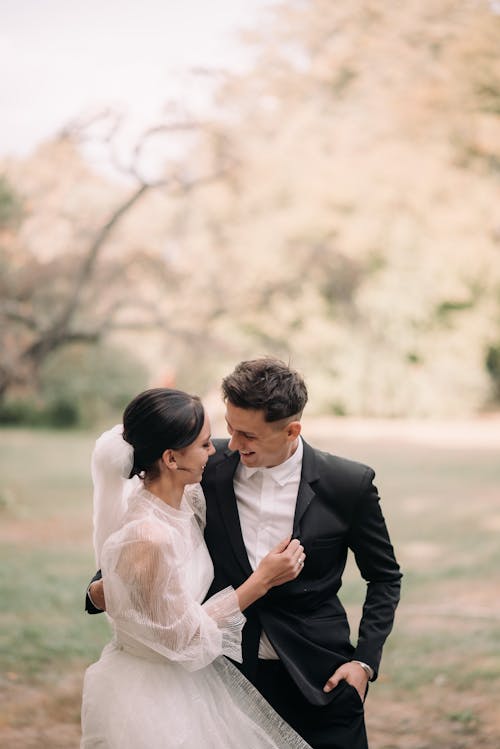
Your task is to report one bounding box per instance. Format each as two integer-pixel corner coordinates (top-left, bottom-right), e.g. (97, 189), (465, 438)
(0, 430), (109, 676)
(1, 424), (499, 748)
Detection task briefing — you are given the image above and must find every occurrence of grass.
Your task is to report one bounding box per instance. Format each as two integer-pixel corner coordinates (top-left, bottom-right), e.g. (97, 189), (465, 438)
(0, 429), (110, 685)
(311, 428), (500, 747)
(0, 544), (109, 677)
(1, 424), (500, 747)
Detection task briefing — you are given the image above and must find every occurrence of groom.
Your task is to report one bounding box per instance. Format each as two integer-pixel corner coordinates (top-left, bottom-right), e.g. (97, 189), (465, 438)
(202, 357), (401, 748)
(87, 357), (402, 749)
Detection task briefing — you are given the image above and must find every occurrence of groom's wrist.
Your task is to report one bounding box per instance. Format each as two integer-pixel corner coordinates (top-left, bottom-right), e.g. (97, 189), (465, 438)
(351, 660), (374, 681)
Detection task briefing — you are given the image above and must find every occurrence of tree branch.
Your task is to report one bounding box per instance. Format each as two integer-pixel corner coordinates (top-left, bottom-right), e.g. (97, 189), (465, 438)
(51, 182), (151, 337)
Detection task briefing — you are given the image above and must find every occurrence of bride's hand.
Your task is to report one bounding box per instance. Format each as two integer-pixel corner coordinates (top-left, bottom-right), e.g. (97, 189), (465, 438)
(235, 538), (306, 611)
(255, 537), (306, 590)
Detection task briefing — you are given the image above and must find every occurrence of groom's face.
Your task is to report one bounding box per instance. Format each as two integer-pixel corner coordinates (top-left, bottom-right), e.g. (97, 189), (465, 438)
(225, 401), (300, 468)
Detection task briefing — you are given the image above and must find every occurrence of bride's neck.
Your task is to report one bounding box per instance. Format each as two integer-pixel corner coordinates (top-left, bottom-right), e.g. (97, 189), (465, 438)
(143, 474), (184, 509)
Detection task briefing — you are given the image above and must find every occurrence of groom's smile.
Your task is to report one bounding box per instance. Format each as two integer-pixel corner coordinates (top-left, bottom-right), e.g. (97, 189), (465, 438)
(224, 402), (301, 469)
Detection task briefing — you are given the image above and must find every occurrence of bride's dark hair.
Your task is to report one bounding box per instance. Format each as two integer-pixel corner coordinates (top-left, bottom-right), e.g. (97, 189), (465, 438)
(122, 388), (204, 479)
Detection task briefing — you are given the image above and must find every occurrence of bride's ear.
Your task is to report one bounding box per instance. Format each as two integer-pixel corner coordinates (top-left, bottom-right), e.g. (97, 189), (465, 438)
(161, 449), (178, 471)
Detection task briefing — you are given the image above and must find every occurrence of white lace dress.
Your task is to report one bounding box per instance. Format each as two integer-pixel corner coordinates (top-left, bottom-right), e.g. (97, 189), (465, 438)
(81, 484), (310, 748)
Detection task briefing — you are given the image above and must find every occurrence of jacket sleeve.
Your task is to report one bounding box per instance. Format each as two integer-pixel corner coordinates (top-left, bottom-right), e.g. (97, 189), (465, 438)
(347, 467), (402, 679)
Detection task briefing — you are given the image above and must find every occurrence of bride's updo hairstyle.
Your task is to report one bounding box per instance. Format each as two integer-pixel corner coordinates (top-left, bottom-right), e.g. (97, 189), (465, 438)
(122, 388), (204, 480)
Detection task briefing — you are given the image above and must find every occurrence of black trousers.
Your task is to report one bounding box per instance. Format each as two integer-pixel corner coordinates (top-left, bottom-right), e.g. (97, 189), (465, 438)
(254, 660), (368, 749)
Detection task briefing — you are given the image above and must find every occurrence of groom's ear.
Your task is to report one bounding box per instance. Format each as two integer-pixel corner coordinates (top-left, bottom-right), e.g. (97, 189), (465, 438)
(286, 421), (301, 440)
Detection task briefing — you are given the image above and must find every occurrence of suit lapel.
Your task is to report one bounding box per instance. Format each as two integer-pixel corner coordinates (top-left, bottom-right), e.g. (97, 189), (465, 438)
(215, 450), (253, 578)
(292, 440), (319, 538)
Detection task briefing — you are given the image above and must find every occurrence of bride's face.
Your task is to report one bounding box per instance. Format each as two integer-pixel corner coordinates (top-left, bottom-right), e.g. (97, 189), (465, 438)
(173, 415), (215, 483)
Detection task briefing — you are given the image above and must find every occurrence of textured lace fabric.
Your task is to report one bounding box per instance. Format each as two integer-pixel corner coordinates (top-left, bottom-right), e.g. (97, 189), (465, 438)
(102, 486), (245, 669)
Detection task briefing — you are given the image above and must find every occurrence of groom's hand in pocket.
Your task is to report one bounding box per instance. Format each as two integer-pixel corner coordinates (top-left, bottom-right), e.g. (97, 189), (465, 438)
(323, 662), (369, 702)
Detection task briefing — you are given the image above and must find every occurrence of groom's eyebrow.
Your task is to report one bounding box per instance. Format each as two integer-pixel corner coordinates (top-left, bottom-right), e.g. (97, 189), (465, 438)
(225, 418), (257, 438)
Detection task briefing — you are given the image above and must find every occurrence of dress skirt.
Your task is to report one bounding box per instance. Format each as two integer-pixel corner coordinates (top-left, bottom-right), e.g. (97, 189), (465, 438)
(81, 641), (310, 748)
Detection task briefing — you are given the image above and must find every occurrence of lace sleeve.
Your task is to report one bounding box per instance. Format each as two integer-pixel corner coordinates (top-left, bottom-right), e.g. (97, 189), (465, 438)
(102, 519), (245, 671)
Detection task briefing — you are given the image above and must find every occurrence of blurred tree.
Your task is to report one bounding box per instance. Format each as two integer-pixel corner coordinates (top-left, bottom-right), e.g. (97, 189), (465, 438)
(0, 176), (23, 226)
(0, 112), (234, 407)
(165, 0), (500, 416)
(485, 343), (500, 402)
(2, 1), (500, 418)
(0, 160), (157, 402)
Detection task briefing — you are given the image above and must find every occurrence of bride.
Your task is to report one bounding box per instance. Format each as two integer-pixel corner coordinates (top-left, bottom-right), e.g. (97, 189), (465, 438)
(81, 388), (310, 748)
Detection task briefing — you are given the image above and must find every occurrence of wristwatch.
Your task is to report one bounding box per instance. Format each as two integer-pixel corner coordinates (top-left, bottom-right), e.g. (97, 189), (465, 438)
(351, 660), (374, 680)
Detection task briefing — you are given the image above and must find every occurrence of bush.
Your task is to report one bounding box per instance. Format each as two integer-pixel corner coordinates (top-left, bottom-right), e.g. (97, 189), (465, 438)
(44, 399), (80, 428)
(39, 342), (149, 427)
(0, 396), (80, 428)
(0, 342), (149, 429)
(0, 398), (45, 426)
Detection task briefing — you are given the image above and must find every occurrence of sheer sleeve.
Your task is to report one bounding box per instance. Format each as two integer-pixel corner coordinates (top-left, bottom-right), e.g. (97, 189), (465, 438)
(101, 516), (245, 671)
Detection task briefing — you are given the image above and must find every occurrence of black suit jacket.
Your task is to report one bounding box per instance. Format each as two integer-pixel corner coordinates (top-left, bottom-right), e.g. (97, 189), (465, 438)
(201, 438), (402, 706)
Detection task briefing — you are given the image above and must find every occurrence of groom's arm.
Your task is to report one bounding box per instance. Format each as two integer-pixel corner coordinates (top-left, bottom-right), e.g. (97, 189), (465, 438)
(347, 468), (402, 678)
(322, 465), (401, 699)
(85, 570), (105, 614)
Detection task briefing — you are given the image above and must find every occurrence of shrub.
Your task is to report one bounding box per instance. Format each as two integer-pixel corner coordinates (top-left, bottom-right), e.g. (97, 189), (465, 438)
(39, 342), (149, 427)
(0, 342), (149, 429)
(0, 398), (45, 426)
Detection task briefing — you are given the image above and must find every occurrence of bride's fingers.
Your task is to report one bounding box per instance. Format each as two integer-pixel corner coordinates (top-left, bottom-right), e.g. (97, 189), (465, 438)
(294, 552), (306, 571)
(288, 543), (303, 561)
(270, 546), (306, 583)
(281, 538), (301, 556)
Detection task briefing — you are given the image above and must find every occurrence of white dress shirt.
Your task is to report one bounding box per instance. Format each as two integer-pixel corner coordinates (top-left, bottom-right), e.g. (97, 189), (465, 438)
(233, 437), (303, 658)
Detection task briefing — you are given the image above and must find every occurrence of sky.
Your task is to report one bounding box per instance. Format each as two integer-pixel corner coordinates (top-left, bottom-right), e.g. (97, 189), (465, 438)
(0, 0), (276, 159)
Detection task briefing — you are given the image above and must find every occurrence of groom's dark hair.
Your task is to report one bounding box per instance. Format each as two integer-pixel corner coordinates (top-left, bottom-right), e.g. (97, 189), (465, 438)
(221, 357), (308, 423)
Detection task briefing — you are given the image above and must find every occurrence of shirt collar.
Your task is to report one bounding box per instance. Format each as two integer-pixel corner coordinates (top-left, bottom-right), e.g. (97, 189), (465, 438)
(239, 437), (303, 486)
